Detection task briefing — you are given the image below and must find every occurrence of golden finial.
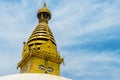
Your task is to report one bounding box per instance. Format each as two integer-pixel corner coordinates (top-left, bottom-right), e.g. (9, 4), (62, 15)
(37, 2), (51, 23)
(43, 2), (46, 7)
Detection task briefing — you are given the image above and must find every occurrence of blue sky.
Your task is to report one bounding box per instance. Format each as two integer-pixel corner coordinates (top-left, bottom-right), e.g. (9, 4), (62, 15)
(0, 0), (120, 80)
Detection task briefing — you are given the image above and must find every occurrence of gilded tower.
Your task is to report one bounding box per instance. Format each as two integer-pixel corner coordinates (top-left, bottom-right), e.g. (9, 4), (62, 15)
(18, 3), (64, 76)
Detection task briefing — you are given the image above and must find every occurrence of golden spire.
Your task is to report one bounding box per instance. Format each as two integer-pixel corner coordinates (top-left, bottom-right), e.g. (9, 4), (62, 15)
(18, 3), (64, 76)
(27, 3), (56, 47)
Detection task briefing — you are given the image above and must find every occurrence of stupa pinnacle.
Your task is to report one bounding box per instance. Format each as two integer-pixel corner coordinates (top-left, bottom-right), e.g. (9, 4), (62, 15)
(17, 3), (64, 76)
(28, 3), (55, 46)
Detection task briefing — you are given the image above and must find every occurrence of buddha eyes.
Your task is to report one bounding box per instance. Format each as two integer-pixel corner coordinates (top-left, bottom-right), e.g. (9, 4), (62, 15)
(39, 65), (54, 72)
(47, 67), (54, 72)
(39, 65), (45, 70)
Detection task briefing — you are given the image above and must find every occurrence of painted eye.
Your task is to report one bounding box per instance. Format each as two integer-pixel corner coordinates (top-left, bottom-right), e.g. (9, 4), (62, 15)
(47, 67), (54, 72)
(39, 65), (45, 70)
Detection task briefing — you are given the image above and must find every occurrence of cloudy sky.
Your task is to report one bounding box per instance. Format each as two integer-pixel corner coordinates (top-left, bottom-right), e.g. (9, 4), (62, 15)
(0, 0), (120, 80)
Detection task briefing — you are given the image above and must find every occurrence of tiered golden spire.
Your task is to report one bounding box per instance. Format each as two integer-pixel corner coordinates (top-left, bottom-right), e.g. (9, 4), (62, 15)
(27, 3), (56, 47)
(18, 3), (64, 76)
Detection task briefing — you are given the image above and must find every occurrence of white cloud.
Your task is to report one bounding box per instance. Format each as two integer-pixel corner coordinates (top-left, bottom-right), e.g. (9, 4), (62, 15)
(49, 0), (120, 48)
(61, 50), (120, 79)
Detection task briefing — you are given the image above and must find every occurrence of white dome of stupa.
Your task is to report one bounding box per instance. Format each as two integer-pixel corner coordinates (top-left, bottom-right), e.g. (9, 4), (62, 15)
(0, 73), (71, 80)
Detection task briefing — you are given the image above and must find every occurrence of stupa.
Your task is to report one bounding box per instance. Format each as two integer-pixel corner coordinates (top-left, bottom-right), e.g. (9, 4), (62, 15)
(0, 2), (71, 80)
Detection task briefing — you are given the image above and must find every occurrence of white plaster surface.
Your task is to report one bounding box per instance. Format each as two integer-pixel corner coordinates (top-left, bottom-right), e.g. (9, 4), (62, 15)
(0, 73), (71, 80)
